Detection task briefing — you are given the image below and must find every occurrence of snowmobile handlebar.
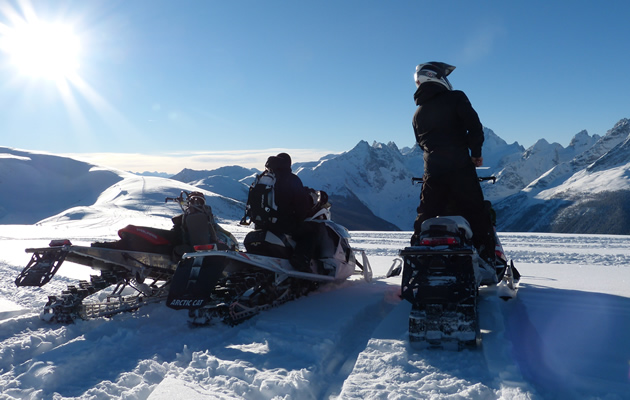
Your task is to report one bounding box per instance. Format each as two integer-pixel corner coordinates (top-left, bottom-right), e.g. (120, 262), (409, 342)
(411, 176), (496, 185)
(165, 193), (186, 205)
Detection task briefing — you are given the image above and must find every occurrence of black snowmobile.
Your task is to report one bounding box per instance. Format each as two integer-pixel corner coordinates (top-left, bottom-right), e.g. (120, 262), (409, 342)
(166, 190), (373, 326)
(388, 177), (519, 350)
(15, 191), (238, 323)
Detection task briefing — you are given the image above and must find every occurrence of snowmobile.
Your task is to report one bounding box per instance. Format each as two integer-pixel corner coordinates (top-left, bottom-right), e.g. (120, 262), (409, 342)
(15, 191), (238, 323)
(388, 177), (519, 350)
(166, 190), (373, 326)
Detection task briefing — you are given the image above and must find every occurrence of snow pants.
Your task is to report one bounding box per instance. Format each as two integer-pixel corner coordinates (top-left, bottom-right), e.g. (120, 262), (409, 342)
(290, 221), (328, 273)
(413, 165), (495, 259)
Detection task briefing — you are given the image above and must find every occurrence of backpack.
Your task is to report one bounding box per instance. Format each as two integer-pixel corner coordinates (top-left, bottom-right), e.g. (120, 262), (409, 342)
(242, 170), (280, 230)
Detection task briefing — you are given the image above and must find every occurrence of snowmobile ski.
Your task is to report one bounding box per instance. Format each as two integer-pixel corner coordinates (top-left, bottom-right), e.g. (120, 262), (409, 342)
(497, 260), (520, 300)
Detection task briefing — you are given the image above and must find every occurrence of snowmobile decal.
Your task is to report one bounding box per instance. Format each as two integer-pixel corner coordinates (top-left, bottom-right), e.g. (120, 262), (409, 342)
(169, 299), (205, 307)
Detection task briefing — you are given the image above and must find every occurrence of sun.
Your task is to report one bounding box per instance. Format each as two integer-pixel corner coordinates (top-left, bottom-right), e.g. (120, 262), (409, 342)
(0, 2), (134, 146)
(1, 20), (81, 82)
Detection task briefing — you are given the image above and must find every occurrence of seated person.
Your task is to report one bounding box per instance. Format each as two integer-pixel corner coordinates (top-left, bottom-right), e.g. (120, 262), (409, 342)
(243, 153), (324, 272)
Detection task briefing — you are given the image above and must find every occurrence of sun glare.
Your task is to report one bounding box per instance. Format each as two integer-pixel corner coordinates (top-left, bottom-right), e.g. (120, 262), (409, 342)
(2, 20), (80, 82)
(0, 2), (134, 145)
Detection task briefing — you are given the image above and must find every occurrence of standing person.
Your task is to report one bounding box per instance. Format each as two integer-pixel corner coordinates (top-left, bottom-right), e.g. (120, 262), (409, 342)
(410, 61), (495, 261)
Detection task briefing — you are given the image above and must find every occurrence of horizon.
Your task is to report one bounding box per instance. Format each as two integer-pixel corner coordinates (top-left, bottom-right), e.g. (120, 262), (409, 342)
(62, 147), (335, 175)
(8, 118), (618, 174)
(1, 0), (629, 173)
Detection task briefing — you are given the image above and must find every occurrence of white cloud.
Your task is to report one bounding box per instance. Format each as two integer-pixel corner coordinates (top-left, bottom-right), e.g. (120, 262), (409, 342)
(460, 24), (505, 63)
(62, 148), (334, 174)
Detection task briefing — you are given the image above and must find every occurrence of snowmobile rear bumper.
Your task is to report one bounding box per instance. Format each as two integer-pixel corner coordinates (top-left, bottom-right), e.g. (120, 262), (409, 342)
(17, 244), (179, 323)
(17, 245), (177, 287)
(400, 246), (480, 350)
(400, 246), (477, 306)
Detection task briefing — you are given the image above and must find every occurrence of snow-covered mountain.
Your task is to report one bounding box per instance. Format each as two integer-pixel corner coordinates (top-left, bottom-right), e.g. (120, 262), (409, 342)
(1, 117), (629, 233)
(171, 166), (257, 207)
(295, 141), (414, 231)
(494, 119), (630, 233)
(0, 148), (125, 225)
(0, 148), (246, 230)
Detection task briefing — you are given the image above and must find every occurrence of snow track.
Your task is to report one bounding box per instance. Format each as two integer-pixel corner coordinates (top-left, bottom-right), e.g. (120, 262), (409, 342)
(2, 229), (630, 399)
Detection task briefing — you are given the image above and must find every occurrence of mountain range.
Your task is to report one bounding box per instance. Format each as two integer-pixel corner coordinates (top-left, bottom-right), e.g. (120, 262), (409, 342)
(1, 117), (629, 234)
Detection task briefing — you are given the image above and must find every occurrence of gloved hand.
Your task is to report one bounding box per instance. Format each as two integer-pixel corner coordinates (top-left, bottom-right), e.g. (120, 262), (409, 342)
(471, 157), (483, 167)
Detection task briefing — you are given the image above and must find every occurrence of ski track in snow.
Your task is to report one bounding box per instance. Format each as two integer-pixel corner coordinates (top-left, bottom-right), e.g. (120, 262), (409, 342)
(1, 228), (630, 399)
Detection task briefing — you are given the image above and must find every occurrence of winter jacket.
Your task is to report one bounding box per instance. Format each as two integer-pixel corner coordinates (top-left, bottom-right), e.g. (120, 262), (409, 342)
(265, 156), (311, 234)
(412, 82), (484, 177)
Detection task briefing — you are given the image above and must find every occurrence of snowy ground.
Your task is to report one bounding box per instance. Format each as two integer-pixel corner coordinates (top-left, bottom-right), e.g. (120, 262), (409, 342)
(1, 224), (630, 400)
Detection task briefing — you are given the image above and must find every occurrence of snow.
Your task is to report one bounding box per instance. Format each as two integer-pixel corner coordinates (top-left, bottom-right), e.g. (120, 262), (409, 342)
(539, 166), (630, 198)
(1, 223), (630, 399)
(1, 149), (630, 399)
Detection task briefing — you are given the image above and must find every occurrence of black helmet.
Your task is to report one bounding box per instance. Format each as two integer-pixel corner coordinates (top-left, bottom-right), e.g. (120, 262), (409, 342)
(188, 191), (206, 207)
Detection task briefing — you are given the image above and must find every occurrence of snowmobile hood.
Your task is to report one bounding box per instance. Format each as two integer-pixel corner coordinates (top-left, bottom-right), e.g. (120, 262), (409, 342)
(414, 82), (448, 106)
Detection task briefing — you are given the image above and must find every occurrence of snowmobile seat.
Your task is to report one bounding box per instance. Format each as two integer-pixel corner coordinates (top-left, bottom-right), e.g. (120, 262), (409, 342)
(244, 230), (296, 259)
(92, 225), (176, 256)
(420, 216), (473, 240)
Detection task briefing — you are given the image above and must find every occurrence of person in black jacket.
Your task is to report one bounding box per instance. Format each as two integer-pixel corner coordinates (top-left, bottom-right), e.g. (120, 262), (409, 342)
(411, 62), (495, 261)
(264, 153), (311, 235)
(263, 153), (324, 272)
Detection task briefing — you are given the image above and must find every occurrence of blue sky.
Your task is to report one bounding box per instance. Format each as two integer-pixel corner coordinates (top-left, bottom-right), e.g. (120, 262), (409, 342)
(1, 0), (628, 173)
